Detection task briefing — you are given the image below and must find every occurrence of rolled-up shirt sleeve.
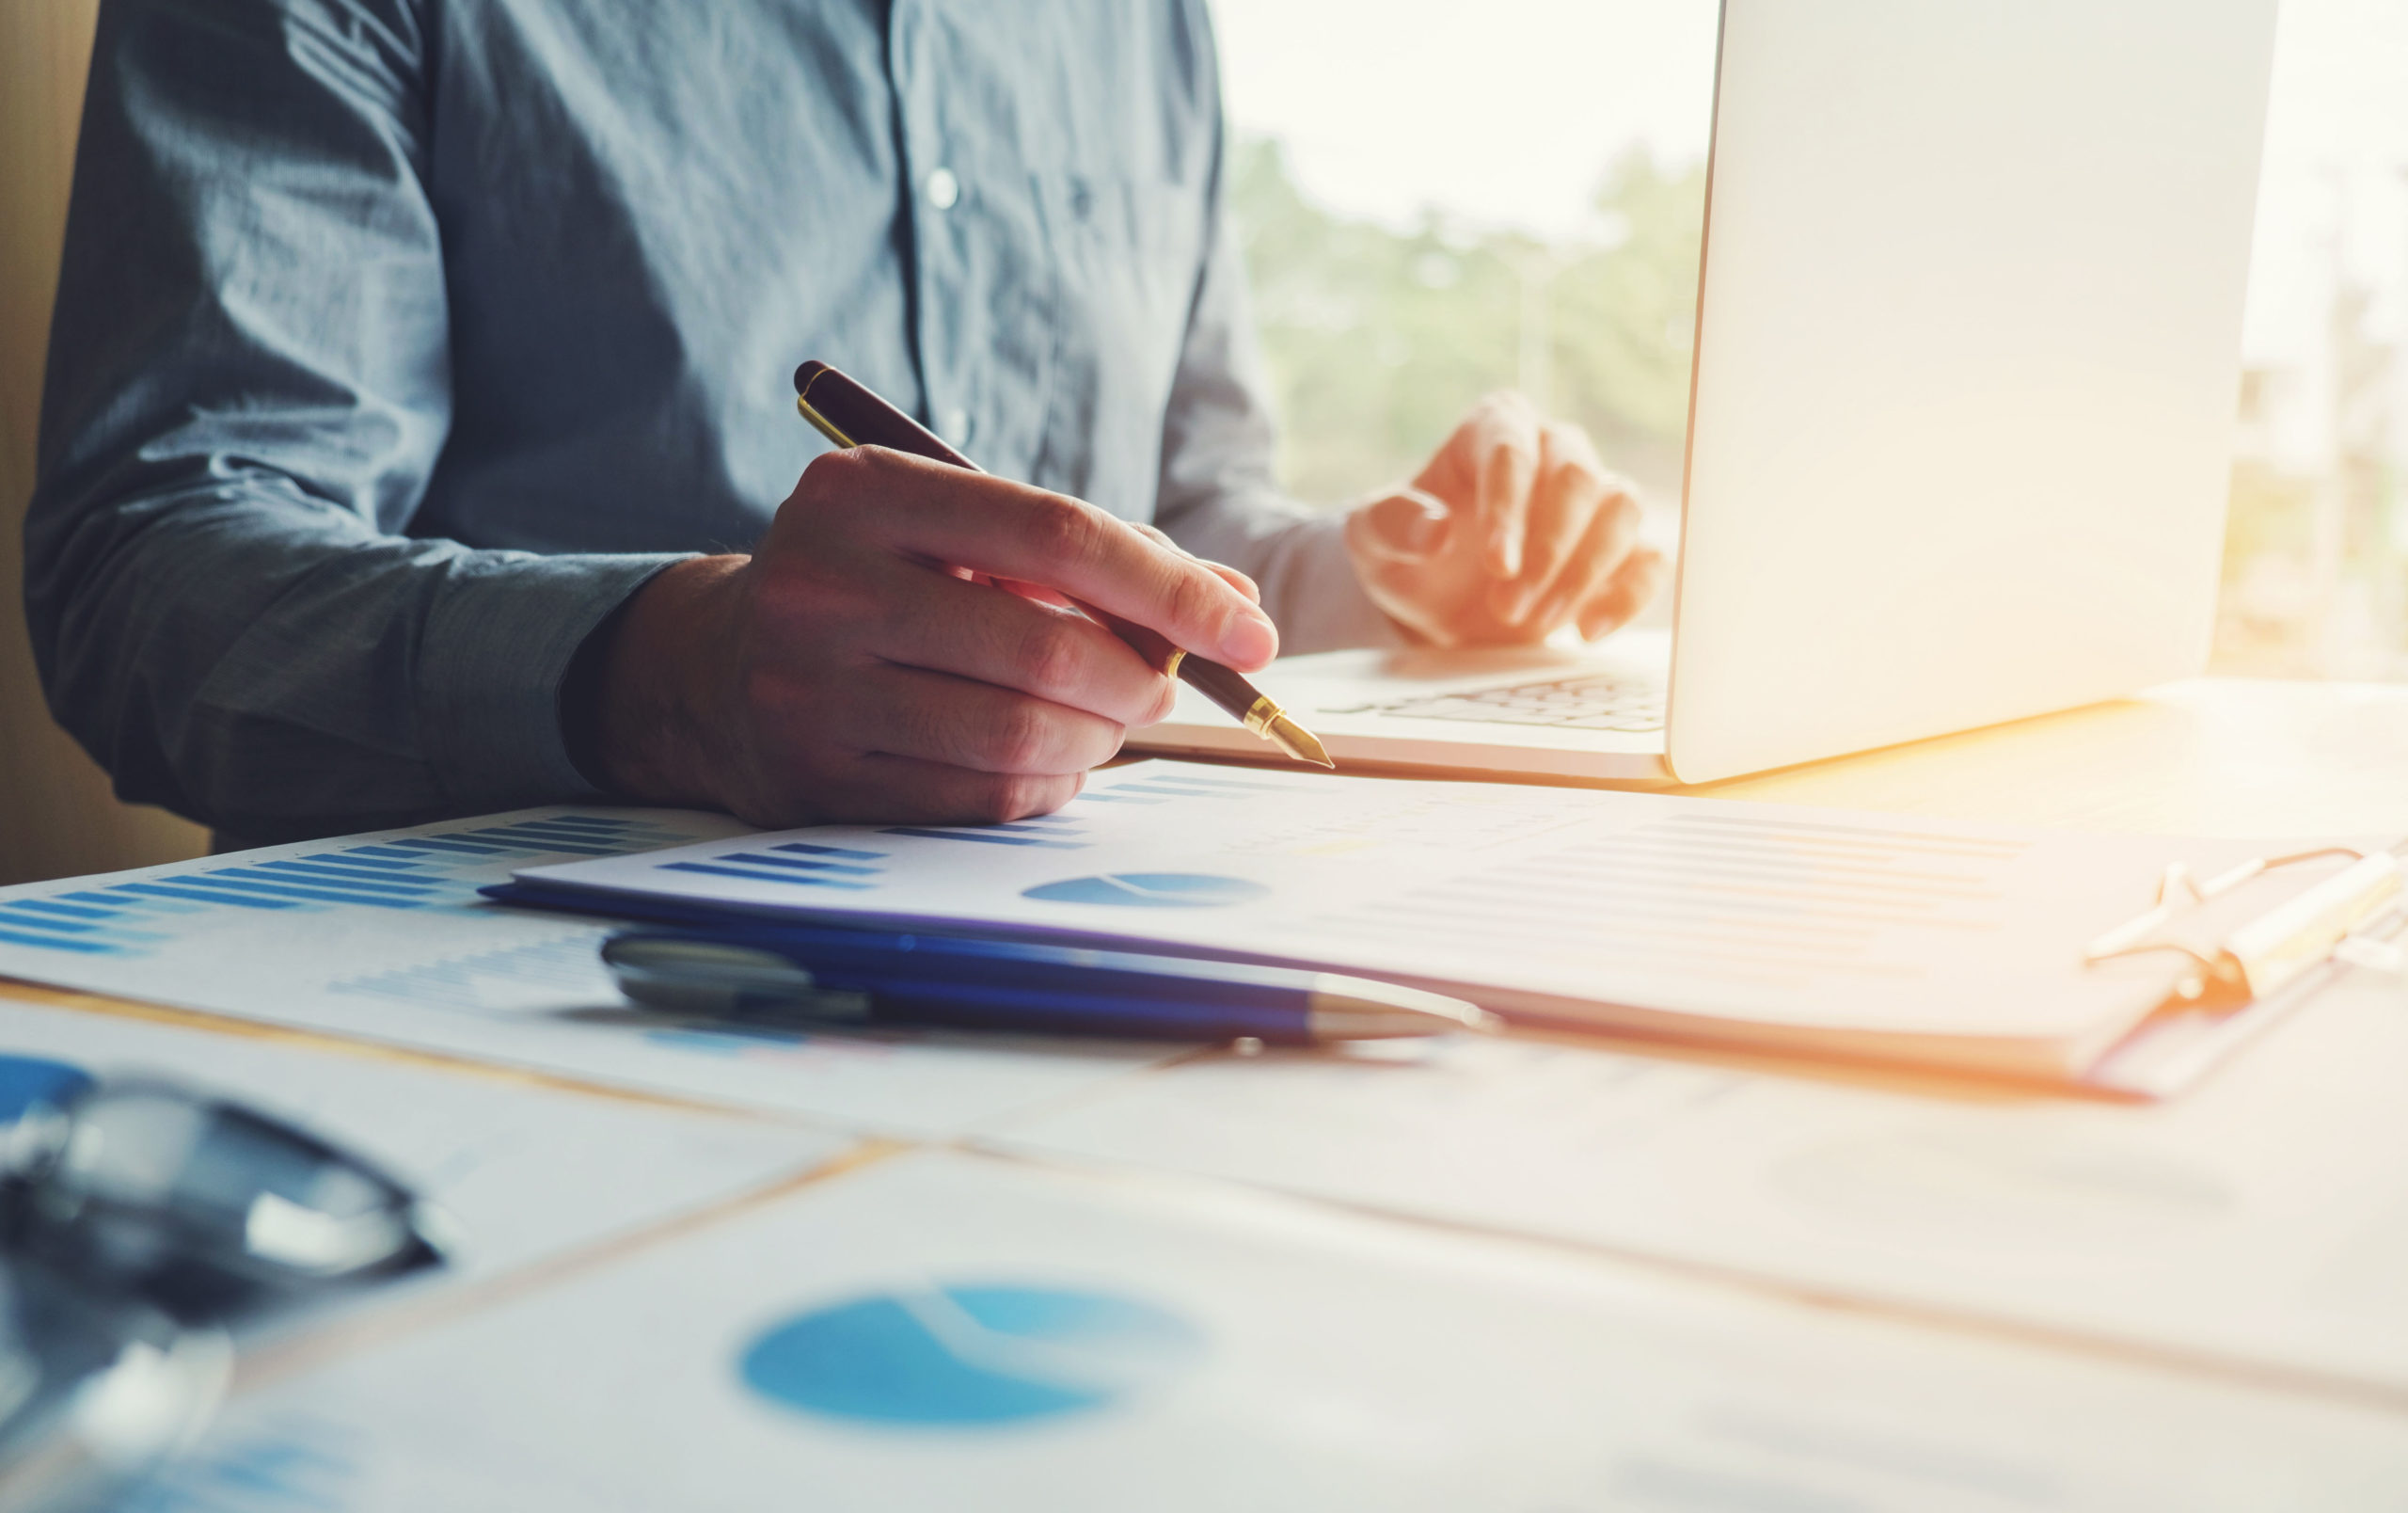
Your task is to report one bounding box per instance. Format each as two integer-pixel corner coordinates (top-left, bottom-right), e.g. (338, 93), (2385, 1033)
(24, 0), (683, 843)
(1149, 59), (1402, 658)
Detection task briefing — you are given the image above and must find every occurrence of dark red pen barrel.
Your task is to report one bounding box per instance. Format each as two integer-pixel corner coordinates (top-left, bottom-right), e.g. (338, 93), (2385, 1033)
(794, 360), (975, 470)
(1172, 655), (1259, 722)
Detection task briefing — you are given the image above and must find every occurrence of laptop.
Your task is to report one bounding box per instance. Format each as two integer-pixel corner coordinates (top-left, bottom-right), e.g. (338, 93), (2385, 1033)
(1133, 0), (2278, 787)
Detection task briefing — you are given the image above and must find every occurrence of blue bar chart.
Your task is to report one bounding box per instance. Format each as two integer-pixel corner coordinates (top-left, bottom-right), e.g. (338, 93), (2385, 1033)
(0, 814), (703, 960)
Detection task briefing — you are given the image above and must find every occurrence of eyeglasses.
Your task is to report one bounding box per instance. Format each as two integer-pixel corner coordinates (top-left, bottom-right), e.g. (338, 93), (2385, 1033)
(0, 1076), (449, 1512)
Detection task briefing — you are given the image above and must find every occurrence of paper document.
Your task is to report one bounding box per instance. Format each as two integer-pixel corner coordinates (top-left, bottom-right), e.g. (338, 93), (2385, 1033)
(0, 996), (848, 1281)
(518, 762), (2309, 1079)
(0, 806), (1177, 1136)
(991, 956), (2408, 1396)
(151, 1154), (2408, 1511)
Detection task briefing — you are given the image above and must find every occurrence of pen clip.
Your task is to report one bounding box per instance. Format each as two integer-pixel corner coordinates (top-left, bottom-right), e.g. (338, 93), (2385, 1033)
(2083, 847), (2402, 1006)
(602, 933), (874, 1024)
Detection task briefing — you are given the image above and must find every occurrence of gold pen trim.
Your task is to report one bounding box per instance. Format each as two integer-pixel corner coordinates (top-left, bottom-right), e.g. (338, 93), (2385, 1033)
(1160, 648), (1186, 681)
(1240, 696), (1335, 769)
(796, 385), (858, 451)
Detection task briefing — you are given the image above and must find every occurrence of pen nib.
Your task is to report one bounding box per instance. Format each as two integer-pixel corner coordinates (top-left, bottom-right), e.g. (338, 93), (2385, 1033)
(1263, 710), (1336, 770)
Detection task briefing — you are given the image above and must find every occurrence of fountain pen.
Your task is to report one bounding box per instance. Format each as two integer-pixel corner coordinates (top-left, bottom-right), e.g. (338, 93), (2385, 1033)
(794, 359), (1333, 769)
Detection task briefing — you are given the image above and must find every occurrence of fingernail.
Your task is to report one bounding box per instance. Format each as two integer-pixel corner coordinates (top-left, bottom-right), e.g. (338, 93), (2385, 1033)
(1220, 609), (1277, 667)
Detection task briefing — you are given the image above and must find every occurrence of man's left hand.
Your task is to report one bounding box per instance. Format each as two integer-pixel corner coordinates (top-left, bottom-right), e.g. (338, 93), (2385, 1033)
(1343, 392), (1669, 646)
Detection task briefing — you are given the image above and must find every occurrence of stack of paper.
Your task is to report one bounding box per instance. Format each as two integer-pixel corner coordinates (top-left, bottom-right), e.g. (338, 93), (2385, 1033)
(987, 964), (2408, 1398)
(147, 1154), (2408, 1511)
(0, 805), (1180, 1135)
(515, 762), (2345, 1083)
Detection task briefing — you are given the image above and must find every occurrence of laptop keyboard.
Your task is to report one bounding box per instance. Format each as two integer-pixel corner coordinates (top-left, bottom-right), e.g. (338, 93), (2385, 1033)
(1323, 674), (1667, 732)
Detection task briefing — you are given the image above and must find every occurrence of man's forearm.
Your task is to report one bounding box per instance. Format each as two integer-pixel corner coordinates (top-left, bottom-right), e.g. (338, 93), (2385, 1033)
(24, 470), (684, 840)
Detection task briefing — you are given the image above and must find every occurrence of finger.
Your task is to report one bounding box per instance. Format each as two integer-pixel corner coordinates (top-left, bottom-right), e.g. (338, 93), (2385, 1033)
(1345, 487), (1454, 567)
(1492, 434), (1614, 624)
(821, 756), (1085, 828)
(1575, 543), (1671, 640)
(1526, 491), (1643, 633)
(835, 449), (1277, 668)
(990, 577), (1077, 610)
(869, 567), (1173, 726)
(1130, 522), (1261, 604)
(835, 661), (1127, 776)
(1470, 396), (1543, 579)
(1203, 562), (1260, 603)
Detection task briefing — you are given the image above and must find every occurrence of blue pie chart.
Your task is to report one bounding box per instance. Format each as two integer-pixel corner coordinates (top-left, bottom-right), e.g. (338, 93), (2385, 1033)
(0, 1055), (90, 1123)
(1021, 873), (1269, 908)
(738, 1283), (1204, 1426)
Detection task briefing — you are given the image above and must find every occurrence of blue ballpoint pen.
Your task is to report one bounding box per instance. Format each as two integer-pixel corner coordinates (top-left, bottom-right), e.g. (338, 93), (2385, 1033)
(596, 924), (1497, 1043)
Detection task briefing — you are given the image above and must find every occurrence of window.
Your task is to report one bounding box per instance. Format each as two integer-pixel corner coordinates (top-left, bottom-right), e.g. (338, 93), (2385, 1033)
(1217, 0), (2408, 674)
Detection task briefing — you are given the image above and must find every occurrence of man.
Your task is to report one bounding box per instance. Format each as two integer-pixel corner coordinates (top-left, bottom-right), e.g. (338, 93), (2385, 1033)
(28, 0), (1665, 847)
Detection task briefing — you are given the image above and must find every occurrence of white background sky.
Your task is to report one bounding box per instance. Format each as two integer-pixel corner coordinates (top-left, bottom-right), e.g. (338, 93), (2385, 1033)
(1212, 0), (2408, 372)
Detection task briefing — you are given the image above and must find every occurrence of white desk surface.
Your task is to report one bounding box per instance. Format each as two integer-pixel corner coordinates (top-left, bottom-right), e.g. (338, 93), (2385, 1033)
(8, 675), (2407, 1505)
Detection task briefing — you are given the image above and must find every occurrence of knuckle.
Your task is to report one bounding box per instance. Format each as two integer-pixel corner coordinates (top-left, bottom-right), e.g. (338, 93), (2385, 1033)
(961, 783), (1018, 826)
(894, 685), (959, 760)
(1017, 617), (1088, 698)
(797, 445), (873, 506)
(984, 700), (1057, 772)
(1001, 772), (1073, 820)
(1027, 493), (1103, 566)
(963, 772), (1065, 825)
(1161, 565), (1222, 636)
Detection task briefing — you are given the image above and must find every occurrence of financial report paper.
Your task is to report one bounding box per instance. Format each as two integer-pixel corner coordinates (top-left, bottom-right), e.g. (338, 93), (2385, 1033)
(0, 807), (1178, 1135)
(990, 964), (2408, 1397)
(154, 1154), (2408, 1512)
(0, 996), (849, 1283)
(517, 762), (2286, 1078)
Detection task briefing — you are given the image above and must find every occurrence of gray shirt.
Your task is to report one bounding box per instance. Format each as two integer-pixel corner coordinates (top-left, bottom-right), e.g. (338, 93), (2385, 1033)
(26, 0), (1390, 845)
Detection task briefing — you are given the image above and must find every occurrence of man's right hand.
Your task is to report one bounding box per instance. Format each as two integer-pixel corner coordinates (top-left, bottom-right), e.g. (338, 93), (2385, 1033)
(589, 447), (1278, 827)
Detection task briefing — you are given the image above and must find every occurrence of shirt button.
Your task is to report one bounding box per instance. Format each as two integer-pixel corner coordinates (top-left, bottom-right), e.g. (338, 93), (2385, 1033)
(939, 406), (972, 446)
(925, 167), (960, 211)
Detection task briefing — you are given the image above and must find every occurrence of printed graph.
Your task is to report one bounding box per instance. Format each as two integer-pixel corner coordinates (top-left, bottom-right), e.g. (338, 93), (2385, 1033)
(1317, 810), (2027, 989)
(0, 813), (704, 961)
(740, 1283), (1203, 1425)
(881, 811), (1093, 849)
(659, 840), (893, 891)
(1022, 874), (1270, 908)
(642, 810), (1105, 890)
(1076, 772), (1291, 804)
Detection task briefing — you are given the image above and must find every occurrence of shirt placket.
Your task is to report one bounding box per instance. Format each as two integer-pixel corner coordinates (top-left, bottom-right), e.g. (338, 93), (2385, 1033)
(886, 0), (970, 454)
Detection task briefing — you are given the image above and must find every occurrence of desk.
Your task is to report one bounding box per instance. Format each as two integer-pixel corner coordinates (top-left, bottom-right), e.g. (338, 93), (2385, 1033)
(7, 677), (2408, 1508)
(1697, 677), (2408, 837)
